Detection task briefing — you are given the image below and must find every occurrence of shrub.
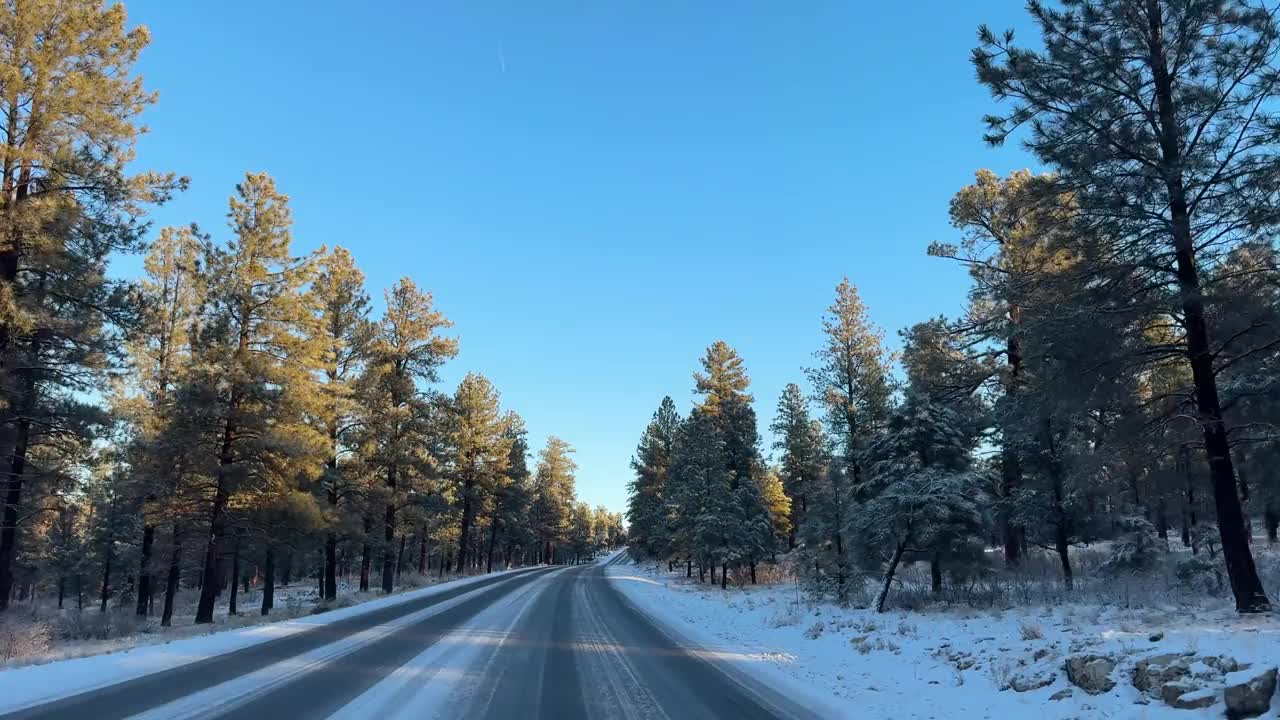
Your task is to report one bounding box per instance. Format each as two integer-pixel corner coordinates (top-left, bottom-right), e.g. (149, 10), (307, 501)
(1174, 557), (1221, 594)
(0, 619), (52, 663)
(1098, 516), (1163, 574)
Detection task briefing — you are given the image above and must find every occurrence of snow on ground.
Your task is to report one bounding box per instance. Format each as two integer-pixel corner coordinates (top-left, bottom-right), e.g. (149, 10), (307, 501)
(0, 567), (528, 715)
(606, 556), (1280, 719)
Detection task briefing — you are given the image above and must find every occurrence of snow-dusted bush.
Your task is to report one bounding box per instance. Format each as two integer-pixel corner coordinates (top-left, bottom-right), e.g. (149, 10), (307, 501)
(767, 604), (801, 628)
(0, 619), (51, 663)
(1098, 516), (1163, 574)
(49, 609), (146, 643)
(1175, 557), (1222, 594)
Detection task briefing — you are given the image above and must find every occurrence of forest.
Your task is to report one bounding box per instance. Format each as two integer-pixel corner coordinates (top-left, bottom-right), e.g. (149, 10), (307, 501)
(0, 0), (623, 634)
(625, 0), (1280, 616)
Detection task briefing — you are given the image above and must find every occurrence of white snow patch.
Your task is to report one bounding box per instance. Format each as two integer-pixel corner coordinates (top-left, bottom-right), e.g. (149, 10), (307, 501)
(606, 558), (1280, 719)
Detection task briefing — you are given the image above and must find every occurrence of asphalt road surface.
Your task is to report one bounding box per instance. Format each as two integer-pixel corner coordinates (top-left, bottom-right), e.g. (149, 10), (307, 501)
(1, 555), (821, 720)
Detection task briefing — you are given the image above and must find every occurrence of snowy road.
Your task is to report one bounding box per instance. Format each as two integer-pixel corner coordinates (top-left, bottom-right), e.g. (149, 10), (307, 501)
(1, 555), (818, 720)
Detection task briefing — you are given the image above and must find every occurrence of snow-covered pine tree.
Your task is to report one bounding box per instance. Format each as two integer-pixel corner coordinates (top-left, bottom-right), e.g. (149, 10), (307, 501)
(693, 342), (775, 587)
(804, 280), (892, 601)
(769, 384), (827, 550)
(855, 391), (986, 612)
(973, 0), (1280, 613)
(626, 396), (681, 564)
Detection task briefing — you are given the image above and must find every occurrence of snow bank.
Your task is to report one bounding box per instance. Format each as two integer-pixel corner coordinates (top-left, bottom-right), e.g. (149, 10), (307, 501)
(606, 559), (1280, 719)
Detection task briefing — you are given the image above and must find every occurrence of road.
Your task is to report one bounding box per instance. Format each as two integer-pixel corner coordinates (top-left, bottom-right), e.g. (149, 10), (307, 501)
(1, 555), (821, 720)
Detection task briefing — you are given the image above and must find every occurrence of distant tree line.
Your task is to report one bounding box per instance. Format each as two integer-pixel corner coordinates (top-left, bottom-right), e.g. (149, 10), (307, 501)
(0, 0), (624, 623)
(628, 0), (1280, 615)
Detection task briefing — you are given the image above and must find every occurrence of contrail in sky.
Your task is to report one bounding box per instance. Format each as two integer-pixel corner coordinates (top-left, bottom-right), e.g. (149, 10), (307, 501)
(499, 38), (507, 73)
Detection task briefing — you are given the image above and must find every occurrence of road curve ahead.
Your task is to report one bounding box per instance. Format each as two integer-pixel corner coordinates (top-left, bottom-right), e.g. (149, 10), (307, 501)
(3, 558), (822, 720)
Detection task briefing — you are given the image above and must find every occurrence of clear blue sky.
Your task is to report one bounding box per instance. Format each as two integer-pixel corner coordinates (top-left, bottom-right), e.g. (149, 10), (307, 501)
(123, 1), (1038, 514)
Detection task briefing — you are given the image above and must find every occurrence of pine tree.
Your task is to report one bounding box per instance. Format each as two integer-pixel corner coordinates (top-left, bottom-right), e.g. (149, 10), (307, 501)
(934, 169), (1071, 566)
(0, 0), (182, 610)
(487, 412), (532, 572)
(626, 396), (681, 562)
(306, 246), (374, 600)
(190, 173), (320, 624)
(692, 341), (773, 586)
(532, 437), (577, 564)
(123, 225), (205, 619)
(756, 468), (792, 557)
(975, 0), (1280, 611)
(357, 278), (456, 592)
(769, 383), (826, 549)
(857, 391), (986, 612)
(448, 373), (511, 573)
(804, 281), (892, 600)
(666, 409), (729, 581)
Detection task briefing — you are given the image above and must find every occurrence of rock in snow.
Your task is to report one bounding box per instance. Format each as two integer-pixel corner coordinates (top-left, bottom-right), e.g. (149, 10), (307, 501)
(1160, 681), (1215, 710)
(1224, 665), (1277, 718)
(1133, 652), (1193, 692)
(1009, 669), (1055, 692)
(1064, 654), (1117, 695)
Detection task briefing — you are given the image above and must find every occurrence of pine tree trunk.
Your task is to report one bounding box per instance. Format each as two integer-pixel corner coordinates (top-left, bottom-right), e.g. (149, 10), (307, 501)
(359, 514), (372, 592)
(228, 534), (241, 616)
(457, 473), (476, 573)
(1147, 0), (1269, 612)
(162, 522), (182, 627)
(750, 561), (757, 584)
(381, 466), (397, 594)
(261, 545), (275, 616)
(930, 552), (943, 595)
(57, 575), (65, 609)
(1266, 501), (1279, 544)
(324, 532), (338, 602)
(720, 563), (727, 590)
(1000, 301), (1024, 568)
(875, 541), (907, 613)
(324, 432), (339, 601)
(418, 533), (427, 574)
(1055, 526), (1073, 591)
(396, 535), (406, 580)
(99, 540), (114, 613)
(136, 523), (155, 617)
(257, 543), (272, 609)
(0, 415), (32, 611)
(196, 417), (237, 624)
(486, 516), (499, 574)
(0, 175), (40, 613)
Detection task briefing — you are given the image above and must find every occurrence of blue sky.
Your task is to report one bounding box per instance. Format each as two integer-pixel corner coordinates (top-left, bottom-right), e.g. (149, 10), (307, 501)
(123, 1), (1039, 514)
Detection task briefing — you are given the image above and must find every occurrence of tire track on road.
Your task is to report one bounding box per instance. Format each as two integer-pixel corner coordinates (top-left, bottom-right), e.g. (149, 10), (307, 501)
(0, 567), (550, 720)
(201, 567), (557, 720)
